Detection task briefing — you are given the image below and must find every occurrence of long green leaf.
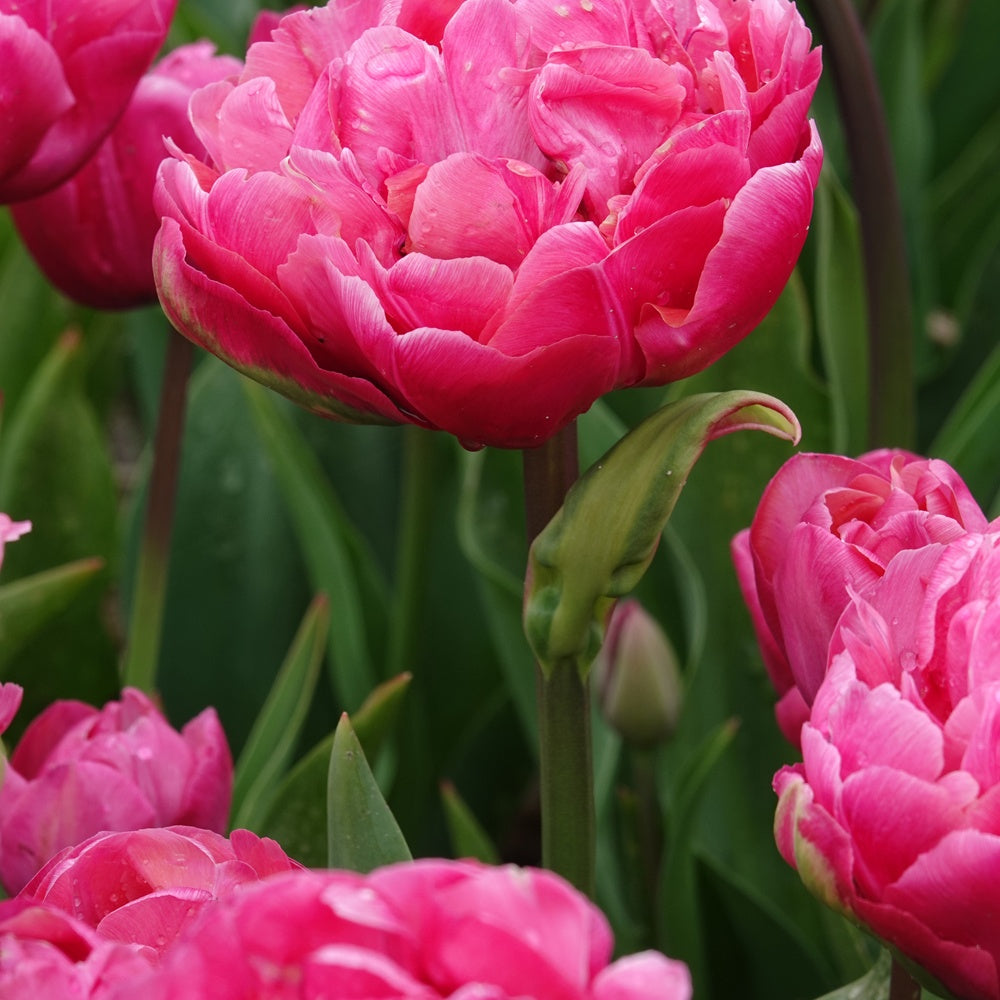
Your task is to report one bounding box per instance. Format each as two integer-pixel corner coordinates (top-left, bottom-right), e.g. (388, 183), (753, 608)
(440, 781), (500, 864)
(0, 559), (104, 677)
(244, 381), (383, 710)
(231, 594), (330, 830)
(327, 713), (411, 872)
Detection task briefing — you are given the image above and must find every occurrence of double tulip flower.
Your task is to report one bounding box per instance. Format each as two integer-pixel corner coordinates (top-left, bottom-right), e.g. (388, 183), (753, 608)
(153, 0), (823, 449)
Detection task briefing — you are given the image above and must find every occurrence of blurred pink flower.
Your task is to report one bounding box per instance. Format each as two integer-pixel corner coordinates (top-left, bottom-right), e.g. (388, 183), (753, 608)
(774, 532), (1000, 1000)
(117, 859), (691, 999)
(0, 0), (178, 202)
(22, 826), (298, 955)
(0, 898), (154, 999)
(732, 449), (991, 741)
(0, 685), (232, 894)
(154, 0), (822, 449)
(10, 42), (243, 309)
(0, 513), (30, 573)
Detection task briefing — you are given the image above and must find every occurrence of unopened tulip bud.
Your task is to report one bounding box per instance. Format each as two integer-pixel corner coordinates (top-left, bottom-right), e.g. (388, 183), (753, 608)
(593, 600), (682, 748)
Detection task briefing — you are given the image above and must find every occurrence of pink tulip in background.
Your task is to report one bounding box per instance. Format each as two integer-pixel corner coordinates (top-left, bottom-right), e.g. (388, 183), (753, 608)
(0, 899), (155, 999)
(0, 513), (30, 573)
(10, 43), (243, 310)
(774, 532), (1000, 1000)
(0, 684), (232, 894)
(732, 449), (992, 741)
(154, 0), (822, 448)
(22, 826), (297, 954)
(116, 859), (691, 999)
(0, 0), (178, 203)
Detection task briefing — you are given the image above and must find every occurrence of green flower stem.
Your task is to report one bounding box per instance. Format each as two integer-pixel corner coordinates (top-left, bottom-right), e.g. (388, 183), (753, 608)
(386, 426), (437, 678)
(889, 959), (921, 1000)
(523, 424), (595, 897)
(632, 747), (664, 943)
(806, 0), (915, 449)
(121, 334), (193, 693)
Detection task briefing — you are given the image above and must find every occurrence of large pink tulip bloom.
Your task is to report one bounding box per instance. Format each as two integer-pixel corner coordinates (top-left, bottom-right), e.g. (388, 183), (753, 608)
(154, 0), (822, 449)
(0, 0), (178, 203)
(22, 826), (298, 955)
(732, 449), (992, 741)
(0, 899), (155, 999)
(775, 533), (1000, 1000)
(10, 43), (243, 310)
(0, 513), (30, 573)
(0, 684), (232, 894)
(117, 859), (691, 999)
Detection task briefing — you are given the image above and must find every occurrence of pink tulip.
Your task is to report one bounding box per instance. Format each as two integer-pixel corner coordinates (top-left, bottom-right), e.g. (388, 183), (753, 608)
(0, 685), (233, 894)
(0, 898), (155, 999)
(0, 0), (178, 203)
(153, 0), (822, 449)
(9, 42), (242, 309)
(21, 826), (298, 954)
(0, 513), (30, 573)
(774, 533), (1000, 1000)
(115, 860), (691, 999)
(732, 449), (992, 741)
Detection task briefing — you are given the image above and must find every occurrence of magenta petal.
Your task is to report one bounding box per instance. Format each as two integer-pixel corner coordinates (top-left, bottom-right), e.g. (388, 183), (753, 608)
(367, 250), (513, 340)
(442, 0), (544, 167)
(190, 78), (293, 174)
(390, 322), (620, 448)
(155, 219), (407, 425)
(0, 16), (74, 188)
(338, 26), (464, 178)
(633, 121), (822, 382)
(1, 763), (157, 895)
(841, 766), (963, 895)
(773, 525), (881, 701)
(883, 830), (1000, 994)
(96, 888), (212, 950)
(593, 951), (692, 1000)
(0, 683), (24, 739)
(177, 708), (233, 831)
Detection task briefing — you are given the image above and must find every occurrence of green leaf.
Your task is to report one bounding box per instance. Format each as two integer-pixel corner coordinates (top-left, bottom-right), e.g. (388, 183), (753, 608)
(815, 951), (892, 1000)
(258, 732), (334, 867)
(440, 781), (500, 863)
(0, 331), (118, 723)
(244, 381), (383, 710)
(658, 719), (739, 990)
(350, 672), (412, 763)
(0, 559), (104, 677)
(931, 337), (1000, 506)
(230, 595), (330, 831)
(524, 391), (800, 679)
(258, 672), (412, 866)
(327, 712), (411, 872)
(814, 170), (869, 455)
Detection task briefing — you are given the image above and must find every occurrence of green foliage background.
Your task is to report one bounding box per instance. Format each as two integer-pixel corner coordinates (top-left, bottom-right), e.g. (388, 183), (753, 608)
(2, 2), (999, 997)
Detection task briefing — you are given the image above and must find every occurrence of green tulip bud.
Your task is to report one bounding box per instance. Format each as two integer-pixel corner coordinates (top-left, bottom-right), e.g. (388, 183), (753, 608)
(593, 600), (682, 747)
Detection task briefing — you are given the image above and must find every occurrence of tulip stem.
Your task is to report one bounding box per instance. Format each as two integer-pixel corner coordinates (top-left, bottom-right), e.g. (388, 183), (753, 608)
(121, 334), (193, 693)
(523, 424), (595, 897)
(889, 959), (921, 1000)
(806, 0), (915, 449)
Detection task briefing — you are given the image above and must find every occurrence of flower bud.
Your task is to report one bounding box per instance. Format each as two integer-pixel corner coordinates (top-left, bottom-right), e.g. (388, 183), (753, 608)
(593, 600), (682, 748)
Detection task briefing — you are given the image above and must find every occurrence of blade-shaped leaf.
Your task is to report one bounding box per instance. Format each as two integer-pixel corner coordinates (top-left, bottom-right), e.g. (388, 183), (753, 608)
(327, 712), (411, 872)
(231, 594), (330, 830)
(244, 381), (385, 710)
(440, 781), (500, 864)
(0, 559), (104, 677)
